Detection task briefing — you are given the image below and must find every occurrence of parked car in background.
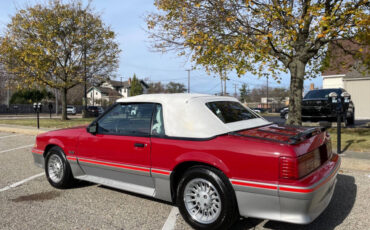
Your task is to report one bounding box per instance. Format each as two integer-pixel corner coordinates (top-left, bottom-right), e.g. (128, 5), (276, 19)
(86, 106), (100, 117)
(97, 106), (104, 115)
(282, 88), (355, 125)
(280, 107), (289, 120)
(302, 88), (354, 125)
(32, 94), (339, 230)
(252, 108), (261, 114)
(66, 105), (76, 115)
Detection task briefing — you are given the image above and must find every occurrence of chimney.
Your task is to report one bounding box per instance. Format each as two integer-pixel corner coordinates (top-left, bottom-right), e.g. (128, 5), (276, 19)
(128, 78), (131, 86)
(310, 83), (314, 90)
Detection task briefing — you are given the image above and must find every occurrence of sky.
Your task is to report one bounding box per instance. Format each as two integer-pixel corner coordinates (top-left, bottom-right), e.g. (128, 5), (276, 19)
(0, 0), (322, 95)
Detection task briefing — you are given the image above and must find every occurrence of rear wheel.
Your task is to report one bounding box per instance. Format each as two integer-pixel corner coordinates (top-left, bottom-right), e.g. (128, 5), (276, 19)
(346, 113), (355, 126)
(45, 146), (75, 189)
(284, 113), (288, 120)
(176, 166), (238, 230)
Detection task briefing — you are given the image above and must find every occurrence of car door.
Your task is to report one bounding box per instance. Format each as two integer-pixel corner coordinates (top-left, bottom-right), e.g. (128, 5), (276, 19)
(76, 103), (155, 196)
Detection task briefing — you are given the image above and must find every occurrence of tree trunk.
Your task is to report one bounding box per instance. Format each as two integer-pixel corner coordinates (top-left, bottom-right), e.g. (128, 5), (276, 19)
(61, 87), (68, 120)
(287, 59), (306, 125)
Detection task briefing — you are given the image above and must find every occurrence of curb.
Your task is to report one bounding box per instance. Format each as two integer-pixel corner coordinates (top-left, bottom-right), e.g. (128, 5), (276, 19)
(340, 157), (370, 172)
(0, 126), (49, 136)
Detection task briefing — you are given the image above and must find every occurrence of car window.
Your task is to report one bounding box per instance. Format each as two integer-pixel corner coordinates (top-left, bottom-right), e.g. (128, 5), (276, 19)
(206, 101), (257, 123)
(151, 104), (165, 136)
(97, 103), (155, 136)
(304, 89), (342, 99)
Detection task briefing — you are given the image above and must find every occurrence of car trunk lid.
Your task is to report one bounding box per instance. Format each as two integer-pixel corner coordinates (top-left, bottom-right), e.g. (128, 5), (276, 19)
(230, 124), (326, 146)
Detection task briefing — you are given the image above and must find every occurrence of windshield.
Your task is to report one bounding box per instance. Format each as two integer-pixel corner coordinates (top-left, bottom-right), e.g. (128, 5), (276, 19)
(304, 89), (342, 99)
(206, 101), (258, 123)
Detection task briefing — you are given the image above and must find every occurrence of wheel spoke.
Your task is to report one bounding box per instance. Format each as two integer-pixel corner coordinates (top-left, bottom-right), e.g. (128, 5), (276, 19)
(183, 178), (222, 224)
(47, 154), (64, 183)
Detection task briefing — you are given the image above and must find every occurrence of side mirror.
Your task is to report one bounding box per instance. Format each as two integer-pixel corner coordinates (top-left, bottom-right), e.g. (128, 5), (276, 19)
(87, 123), (98, 134)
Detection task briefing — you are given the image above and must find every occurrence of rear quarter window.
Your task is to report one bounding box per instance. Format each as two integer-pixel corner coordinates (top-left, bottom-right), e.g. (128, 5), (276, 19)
(206, 101), (257, 123)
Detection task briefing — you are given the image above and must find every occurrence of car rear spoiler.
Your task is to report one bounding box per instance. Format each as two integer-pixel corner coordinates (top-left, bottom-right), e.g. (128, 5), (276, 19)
(229, 125), (327, 145)
(287, 126), (327, 144)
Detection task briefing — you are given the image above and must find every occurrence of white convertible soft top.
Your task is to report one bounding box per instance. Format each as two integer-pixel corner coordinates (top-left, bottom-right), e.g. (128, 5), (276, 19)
(117, 93), (271, 138)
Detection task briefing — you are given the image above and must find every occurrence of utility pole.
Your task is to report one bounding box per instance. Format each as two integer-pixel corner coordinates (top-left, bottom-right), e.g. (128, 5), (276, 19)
(7, 84), (10, 108)
(82, 11), (88, 118)
(6, 74), (10, 108)
(186, 69), (191, 93)
(220, 74), (223, 95)
(224, 75), (227, 95)
(55, 88), (58, 116)
(233, 83), (237, 98)
(266, 76), (269, 111)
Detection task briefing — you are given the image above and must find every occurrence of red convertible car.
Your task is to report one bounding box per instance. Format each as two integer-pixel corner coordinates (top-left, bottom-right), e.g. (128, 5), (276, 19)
(32, 94), (340, 230)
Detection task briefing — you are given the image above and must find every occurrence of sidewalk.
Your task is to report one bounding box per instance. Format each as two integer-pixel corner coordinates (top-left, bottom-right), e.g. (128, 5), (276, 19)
(0, 124), (53, 135)
(338, 151), (370, 172)
(0, 124), (369, 171)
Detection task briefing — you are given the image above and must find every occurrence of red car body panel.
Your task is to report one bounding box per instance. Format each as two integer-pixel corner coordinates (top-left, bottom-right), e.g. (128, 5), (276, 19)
(76, 132), (151, 169)
(35, 124), (330, 187)
(33, 122), (339, 224)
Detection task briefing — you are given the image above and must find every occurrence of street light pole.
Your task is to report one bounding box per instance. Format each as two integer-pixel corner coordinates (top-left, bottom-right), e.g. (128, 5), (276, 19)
(266, 76), (269, 111)
(186, 69), (190, 93)
(82, 11), (88, 118)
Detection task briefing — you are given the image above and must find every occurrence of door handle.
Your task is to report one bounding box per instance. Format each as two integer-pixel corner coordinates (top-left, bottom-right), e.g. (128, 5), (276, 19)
(134, 143), (145, 148)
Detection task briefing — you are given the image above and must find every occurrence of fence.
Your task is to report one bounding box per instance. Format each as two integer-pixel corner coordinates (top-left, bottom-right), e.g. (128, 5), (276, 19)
(0, 103), (89, 114)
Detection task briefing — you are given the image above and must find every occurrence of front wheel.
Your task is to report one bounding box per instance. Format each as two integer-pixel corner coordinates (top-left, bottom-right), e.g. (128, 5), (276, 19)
(176, 166), (238, 230)
(45, 146), (75, 189)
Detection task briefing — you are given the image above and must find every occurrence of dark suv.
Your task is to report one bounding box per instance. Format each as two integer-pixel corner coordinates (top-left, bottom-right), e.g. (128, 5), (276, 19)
(281, 88), (355, 125)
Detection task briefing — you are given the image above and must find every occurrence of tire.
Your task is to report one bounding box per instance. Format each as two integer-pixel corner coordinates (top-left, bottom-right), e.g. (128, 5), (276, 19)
(45, 146), (75, 189)
(346, 114), (355, 126)
(284, 113), (288, 120)
(176, 166), (238, 230)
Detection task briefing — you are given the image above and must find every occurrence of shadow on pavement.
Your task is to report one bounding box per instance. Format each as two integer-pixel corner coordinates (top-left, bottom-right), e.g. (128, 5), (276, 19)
(342, 139), (366, 152)
(232, 174), (357, 230)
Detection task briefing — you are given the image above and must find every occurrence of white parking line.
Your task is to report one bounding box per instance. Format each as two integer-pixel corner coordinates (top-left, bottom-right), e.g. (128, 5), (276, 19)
(0, 134), (22, 139)
(162, 207), (179, 230)
(0, 173), (44, 192)
(0, 144), (34, 154)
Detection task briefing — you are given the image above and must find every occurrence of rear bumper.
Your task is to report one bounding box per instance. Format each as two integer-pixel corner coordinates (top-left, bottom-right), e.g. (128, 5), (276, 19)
(231, 155), (340, 224)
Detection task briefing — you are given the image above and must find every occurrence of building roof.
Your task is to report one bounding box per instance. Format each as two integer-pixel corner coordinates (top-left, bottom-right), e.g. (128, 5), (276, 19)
(88, 86), (122, 97)
(117, 93), (270, 138)
(109, 80), (130, 88)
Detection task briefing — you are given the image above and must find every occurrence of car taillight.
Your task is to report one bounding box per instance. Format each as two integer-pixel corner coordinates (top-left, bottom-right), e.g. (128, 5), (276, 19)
(279, 149), (322, 180)
(298, 149), (321, 178)
(279, 157), (298, 179)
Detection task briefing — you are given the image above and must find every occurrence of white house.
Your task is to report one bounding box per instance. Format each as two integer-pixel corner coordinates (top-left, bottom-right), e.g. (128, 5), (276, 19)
(87, 79), (149, 106)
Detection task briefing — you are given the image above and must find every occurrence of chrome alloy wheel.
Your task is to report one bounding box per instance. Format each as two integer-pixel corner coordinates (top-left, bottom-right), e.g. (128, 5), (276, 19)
(184, 178), (222, 224)
(47, 154), (64, 183)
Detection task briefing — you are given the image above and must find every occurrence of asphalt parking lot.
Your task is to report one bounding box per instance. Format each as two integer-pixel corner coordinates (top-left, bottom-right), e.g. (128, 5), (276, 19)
(1, 131), (369, 230)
